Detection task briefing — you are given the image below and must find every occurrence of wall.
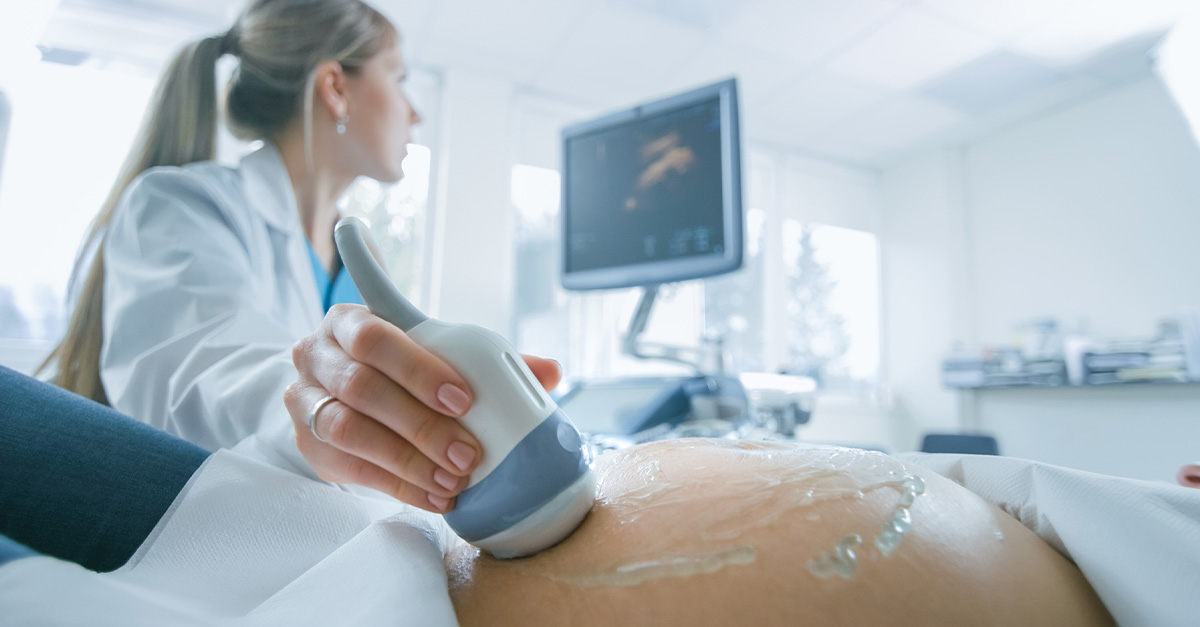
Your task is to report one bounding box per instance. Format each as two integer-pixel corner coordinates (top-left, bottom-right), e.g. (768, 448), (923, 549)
(426, 69), (516, 333)
(880, 149), (969, 452)
(966, 77), (1200, 341)
(881, 76), (1200, 481)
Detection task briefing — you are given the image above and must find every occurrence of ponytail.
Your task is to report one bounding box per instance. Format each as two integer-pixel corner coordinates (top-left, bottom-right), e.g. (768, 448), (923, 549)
(37, 35), (226, 403)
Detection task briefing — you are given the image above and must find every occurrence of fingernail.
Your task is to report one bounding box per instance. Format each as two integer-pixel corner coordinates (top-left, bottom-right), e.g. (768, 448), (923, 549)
(437, 383), (470, 416)
(428, 493), (450, 511)
(433, 468), (459, 492)
(447, 440), (476, 472)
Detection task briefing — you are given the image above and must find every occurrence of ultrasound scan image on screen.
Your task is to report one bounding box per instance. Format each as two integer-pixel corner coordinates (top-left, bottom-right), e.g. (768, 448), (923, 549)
(567, 101), (723, 270)
(561, 79), (742, 291)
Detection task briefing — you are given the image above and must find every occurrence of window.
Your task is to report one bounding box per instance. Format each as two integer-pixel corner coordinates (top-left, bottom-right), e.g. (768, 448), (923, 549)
(510, 164), (572, 367)
(338, 144), (432, 307)
(511, 163), (562, 319)
(781, 220), (880, 396)
(0, 61), (155, 348)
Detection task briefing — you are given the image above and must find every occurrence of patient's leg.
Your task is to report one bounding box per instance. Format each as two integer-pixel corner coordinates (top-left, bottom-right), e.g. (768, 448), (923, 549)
(0, 366), (210, 572)
(447, 439), (1112, 627)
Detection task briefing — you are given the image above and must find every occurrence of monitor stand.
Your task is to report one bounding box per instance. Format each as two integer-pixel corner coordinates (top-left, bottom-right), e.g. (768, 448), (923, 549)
(569, 283), (750, 437)
(622, 284), (726, 374)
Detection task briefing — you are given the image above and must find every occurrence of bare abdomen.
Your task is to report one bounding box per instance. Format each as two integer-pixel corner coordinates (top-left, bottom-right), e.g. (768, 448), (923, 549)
(447, 439), (1112, 627)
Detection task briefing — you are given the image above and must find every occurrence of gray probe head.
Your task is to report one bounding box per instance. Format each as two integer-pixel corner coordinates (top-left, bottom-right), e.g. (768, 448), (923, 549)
(334, 216), (429, 333)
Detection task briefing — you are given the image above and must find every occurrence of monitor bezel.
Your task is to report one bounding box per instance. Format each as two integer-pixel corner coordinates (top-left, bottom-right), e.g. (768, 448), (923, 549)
(559, 78), (743, 291)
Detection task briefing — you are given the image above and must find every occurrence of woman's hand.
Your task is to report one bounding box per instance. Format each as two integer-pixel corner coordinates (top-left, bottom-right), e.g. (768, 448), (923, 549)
(284, 304), (561, 513)
(1179, 462), (1200, 489)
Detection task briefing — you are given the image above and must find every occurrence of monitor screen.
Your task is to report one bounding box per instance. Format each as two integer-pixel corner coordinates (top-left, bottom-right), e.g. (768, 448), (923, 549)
(561, 78), (743, 290)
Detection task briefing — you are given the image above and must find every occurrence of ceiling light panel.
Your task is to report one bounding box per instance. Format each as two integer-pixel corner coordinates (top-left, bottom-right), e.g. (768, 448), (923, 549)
(39, 5), (207, 74)
(824, 7), (999, 91)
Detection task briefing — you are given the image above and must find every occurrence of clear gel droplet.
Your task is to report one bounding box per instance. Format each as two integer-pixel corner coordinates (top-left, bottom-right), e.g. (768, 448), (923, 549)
(875, 529), (901, 555)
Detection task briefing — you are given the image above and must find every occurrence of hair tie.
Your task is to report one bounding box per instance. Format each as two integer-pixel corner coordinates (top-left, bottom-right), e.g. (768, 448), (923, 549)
(218, 28), (239, 56)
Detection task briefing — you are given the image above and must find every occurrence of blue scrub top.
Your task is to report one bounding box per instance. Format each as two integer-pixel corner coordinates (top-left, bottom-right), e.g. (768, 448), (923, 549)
(306, 240), (364, 314)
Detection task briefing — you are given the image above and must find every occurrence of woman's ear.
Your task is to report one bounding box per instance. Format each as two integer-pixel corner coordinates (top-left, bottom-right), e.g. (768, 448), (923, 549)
(314, 60), (349, 121)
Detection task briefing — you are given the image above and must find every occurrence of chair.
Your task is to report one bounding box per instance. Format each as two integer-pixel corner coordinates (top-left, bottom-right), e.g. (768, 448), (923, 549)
(920, 433), (1000, 456)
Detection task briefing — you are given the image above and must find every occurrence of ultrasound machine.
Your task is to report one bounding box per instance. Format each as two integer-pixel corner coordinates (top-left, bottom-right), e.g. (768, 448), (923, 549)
(552, 78), (812, 444)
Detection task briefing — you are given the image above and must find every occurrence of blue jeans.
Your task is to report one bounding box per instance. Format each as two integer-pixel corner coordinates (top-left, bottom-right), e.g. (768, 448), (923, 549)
(0, 366), (210, 572)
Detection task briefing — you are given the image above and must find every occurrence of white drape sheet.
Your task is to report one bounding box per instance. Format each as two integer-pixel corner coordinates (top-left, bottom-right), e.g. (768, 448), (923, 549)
(897, 452), (1200, 627)
(0, 443), (464, 626)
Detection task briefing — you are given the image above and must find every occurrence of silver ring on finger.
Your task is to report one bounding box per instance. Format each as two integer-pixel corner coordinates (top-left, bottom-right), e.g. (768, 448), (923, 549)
(307, 394), (337, 443)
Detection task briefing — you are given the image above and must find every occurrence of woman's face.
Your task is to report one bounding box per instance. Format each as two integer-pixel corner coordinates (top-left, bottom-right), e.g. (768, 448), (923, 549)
(342, 40), (421, 183)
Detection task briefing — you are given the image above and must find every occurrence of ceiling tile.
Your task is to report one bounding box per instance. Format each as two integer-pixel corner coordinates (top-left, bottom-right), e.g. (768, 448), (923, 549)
(823, 93), (966, 153)
(920, 50), (1067, 115)
(780, 135), (883, 168)
(417, 38), (539, 85)
(1011, 0), (1192, 63)
(422, 0), (588, 77)
(824, 7), (1000, 91)
(603, 0), (751, 31)
(753, 71), (889, 141)
(916, 0), (1078, 41)
(939, 74), (1104, 143)
(372, 0), (439, 60)
(657, 40), (797, 107)
(526, 67), (657, 113)
(532, 4), (706, 94)
(719, 0), (906, 67)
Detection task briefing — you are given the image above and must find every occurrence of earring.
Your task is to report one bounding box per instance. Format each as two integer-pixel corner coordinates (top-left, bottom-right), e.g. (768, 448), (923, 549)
(336, 115), (349, 135)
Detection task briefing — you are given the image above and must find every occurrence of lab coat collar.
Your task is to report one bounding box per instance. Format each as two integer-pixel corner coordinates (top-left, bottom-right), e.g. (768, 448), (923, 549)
(240, 143), (299, 234)
(239, 142), (326, 327)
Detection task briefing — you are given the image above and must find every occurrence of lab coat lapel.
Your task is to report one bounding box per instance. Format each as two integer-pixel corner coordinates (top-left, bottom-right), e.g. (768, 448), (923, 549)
(240, 145), (325, 331)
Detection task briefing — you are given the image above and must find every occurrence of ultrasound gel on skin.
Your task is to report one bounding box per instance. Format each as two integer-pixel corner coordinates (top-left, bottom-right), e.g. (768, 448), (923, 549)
(335, 217), (596, 559)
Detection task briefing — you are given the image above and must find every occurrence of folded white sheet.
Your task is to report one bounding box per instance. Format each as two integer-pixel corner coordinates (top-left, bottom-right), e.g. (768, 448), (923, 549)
(896, 452), (1200, 627)
(0, 446), (463, 626)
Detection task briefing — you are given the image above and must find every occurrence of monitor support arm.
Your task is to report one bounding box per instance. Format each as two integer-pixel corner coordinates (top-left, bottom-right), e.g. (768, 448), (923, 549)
(622, 284), (726, 374)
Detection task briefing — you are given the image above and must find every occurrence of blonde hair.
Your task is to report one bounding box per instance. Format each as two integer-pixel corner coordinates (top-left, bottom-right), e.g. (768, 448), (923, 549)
(40, 0), (396, 403)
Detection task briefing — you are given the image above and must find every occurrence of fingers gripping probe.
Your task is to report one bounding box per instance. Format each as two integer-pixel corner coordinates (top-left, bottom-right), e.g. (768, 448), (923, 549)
(334, 217), (595, 558)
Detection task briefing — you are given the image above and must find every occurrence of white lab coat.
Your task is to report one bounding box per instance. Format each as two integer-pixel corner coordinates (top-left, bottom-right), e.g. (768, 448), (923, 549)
(101, 144), (324, 460)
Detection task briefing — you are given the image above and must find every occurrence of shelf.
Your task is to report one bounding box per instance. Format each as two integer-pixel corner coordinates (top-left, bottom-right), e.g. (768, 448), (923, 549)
(949, 379), (1200, 391)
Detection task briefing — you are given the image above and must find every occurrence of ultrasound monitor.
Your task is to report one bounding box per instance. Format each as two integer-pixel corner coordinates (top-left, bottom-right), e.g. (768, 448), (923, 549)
(560, 78), (743, 291)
